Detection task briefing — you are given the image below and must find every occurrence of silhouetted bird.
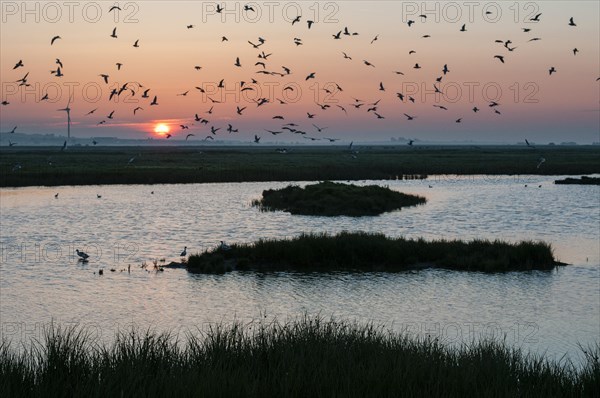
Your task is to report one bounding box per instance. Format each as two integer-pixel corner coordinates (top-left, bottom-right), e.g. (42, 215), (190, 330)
(76, 249), (89, 260)
(530, 13), (542, 22)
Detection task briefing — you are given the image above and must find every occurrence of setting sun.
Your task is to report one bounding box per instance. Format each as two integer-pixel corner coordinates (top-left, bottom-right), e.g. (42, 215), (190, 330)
(154, 123), (170, 135)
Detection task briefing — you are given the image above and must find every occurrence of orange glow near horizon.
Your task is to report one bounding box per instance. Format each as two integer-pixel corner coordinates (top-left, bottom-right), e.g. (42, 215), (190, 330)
(154, 123), (170, 136)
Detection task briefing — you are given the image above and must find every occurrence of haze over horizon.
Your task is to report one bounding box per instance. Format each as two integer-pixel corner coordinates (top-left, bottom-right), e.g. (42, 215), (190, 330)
(1, 1), (599, 144)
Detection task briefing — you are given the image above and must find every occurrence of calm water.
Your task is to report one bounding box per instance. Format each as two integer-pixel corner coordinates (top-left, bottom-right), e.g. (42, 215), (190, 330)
(1, 176), (599, 362)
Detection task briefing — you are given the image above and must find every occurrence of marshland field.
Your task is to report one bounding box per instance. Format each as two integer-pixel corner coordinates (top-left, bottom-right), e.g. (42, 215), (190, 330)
(1, 145), (599, 395)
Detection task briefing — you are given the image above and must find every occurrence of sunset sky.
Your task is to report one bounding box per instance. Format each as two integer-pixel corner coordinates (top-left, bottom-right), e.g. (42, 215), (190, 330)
(1, 1), (599, 143)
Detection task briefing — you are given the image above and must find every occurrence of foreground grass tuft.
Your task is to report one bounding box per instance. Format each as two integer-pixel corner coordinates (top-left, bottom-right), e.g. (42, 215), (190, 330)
(252, 181), (427, 216)
(187, 232), (559, 273)
(1, 317), (598, 397)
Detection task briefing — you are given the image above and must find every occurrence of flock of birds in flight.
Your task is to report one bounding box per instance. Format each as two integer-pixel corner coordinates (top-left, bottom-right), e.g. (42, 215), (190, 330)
(3, 6), (597, 148)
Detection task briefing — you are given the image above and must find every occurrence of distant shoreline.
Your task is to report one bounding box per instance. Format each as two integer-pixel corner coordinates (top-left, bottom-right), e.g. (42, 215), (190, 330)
(1, 145), (599, 187)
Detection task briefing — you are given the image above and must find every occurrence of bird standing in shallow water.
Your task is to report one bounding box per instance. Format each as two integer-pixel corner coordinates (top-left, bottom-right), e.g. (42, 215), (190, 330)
(76, 249), (89, 260)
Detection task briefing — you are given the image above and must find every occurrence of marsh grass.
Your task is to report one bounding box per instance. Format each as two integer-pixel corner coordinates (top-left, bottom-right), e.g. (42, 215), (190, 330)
(1, 145), (598, 187)
(252, 181), (427, 216)
(1, 317), (597, 397)
(187, 232), (558, 273)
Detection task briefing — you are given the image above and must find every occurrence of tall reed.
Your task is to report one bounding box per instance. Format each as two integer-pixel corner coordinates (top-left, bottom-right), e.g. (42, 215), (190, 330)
(1, 317), (598, 397)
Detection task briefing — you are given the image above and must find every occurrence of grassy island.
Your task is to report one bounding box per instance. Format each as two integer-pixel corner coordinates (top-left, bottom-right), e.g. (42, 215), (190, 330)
(1, 318), (597, 397)
(554, 176), (600, 185)
(186, 232), (560, 274)
(252, 181), (426, 216)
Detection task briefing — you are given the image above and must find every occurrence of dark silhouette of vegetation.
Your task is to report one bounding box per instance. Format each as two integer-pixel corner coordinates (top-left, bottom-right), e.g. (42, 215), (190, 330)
(187, 232), (559, 273)
(252, 181), (426, 216)
(2, 317), (597, 397)
(555, 176), (600, 185)
(1, 145), (598, 187)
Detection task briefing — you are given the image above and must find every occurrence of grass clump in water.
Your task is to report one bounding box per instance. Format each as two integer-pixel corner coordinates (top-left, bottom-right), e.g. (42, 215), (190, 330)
(1, 317), (597, 397)
(187, 232), (559, 273)
(185, 253), (233, 274)
(554, 176), (600, 185)
(252, 181), (426, 216)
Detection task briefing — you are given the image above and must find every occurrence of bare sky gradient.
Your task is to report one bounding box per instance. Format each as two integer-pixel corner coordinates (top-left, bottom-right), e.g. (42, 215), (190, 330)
(1, 1), (599, 143)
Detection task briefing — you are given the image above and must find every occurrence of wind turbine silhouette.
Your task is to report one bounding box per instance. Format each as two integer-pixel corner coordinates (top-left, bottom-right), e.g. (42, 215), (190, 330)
(57, 96), (72, 141)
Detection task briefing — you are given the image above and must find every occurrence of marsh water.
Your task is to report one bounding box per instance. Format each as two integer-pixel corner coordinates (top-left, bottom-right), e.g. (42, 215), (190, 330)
(1, 175), (598, 362)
